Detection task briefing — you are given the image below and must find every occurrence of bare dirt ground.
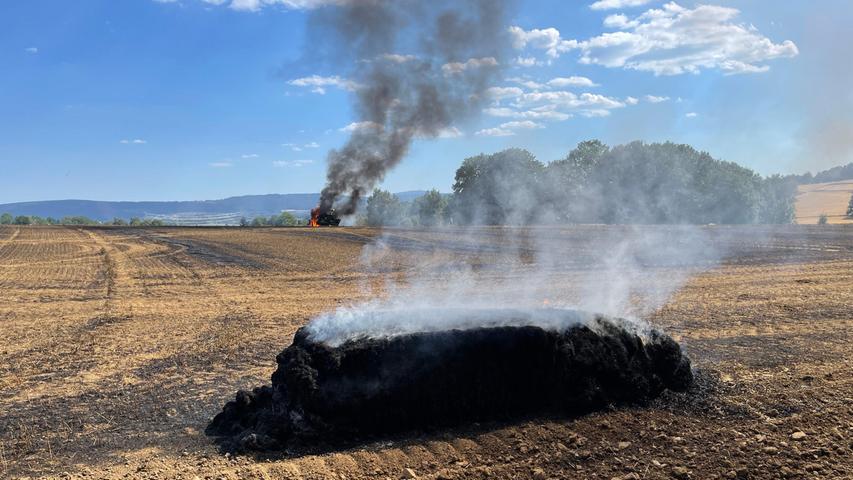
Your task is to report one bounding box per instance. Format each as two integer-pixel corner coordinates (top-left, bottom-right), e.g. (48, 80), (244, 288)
(795, 181), (853, 225)
(1, 225), (851, 480)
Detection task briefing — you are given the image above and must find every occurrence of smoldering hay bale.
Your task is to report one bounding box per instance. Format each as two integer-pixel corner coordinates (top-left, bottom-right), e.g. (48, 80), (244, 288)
(207, 309), (692, 451)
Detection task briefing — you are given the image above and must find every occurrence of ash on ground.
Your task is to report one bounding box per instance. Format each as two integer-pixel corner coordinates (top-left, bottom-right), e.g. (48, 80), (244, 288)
(207, 310), (692, 452)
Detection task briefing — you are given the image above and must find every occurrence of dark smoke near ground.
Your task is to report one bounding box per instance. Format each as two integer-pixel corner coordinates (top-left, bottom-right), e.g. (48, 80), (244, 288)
(207, 310), (692, 451)
(313, 0), (511, 215)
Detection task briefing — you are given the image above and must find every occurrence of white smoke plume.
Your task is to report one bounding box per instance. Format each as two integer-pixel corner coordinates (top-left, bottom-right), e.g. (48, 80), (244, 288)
(306, 223), (731, 346)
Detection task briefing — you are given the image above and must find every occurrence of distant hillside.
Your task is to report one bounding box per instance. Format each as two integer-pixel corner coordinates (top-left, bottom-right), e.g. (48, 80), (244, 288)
(0, 191), (428, 224)
(795, 181), (853, 225)
(794, 162), (853, 184)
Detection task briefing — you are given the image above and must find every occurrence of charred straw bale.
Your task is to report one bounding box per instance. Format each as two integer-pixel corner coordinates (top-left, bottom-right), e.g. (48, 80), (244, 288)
(207, 313), (692, 451)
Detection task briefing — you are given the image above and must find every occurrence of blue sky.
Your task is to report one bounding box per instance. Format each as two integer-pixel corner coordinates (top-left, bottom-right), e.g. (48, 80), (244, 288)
(1, 0), (851, 203)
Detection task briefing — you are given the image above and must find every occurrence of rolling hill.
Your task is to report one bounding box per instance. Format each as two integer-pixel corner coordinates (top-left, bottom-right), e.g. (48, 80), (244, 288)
(0, 191), (428, 224)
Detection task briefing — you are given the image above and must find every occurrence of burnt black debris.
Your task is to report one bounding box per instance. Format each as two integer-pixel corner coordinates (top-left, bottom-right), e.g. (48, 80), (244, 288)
(316, 212), (341, 227)
(207, 313), (692, 451)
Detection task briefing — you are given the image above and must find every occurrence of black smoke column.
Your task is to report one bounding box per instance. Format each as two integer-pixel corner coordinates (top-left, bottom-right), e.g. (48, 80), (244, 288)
(312, 0), (512, 215)
(208, 311), (693, 451)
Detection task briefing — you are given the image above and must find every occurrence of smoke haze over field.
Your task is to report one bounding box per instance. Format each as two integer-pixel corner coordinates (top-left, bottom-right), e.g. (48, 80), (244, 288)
(306, 225), (731, 346)
(312, 0), (513, 215)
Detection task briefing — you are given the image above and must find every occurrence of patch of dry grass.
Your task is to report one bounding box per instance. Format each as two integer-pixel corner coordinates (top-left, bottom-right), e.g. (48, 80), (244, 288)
(795, 180), (853, 224)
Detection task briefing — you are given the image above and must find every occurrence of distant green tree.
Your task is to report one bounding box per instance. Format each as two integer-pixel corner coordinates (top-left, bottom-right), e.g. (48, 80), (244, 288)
(129, 217), (143, 226)
(550, 140), (609, 187)
(818, 213), (829, 225)
(250, 216), (268, 227)
(270, 211), (299, 226)
(13, 215), (31, 225)
(144, 219), (165, 226)
(239, 217), (249, 227)
(758, 174), (798, 224)
(61, 216), (98, 225)
(30, 216), (59, 225)
(847, 194), (853, 218)
(413, 189), (448, 226)
(451, 148), (546, 225)
(795, 162), (853, 184)
(111, 217), (128, 226)
(366, 189), (404, 226)
(0, 213), (12, 225)
(546, 140), (609, 222)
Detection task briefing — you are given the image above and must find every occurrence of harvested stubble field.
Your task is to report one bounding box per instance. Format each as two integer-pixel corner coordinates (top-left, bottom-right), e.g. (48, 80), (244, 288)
(0, 224), (852, 480)
(795, 181), (853, 225)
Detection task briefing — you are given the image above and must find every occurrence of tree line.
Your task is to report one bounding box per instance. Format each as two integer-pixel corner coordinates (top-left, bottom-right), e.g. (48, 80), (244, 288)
(792, 162), (853, 185)
(0, 213), (308, 227)
(4, 140), (844, 228)
(0, 214), (169, 226)
(0, 212), (307, 227)
(238, 211), (302, 227)
(363, 140), (801, 226)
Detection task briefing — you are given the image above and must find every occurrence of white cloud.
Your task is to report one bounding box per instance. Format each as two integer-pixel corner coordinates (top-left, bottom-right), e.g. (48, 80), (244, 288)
(228, 0), (261, 10)
(339, 121), (381, 133)
(24, 47), (38, 54)
(153, 0), (359, 12)
(273, 159), (314, 168)
(603, 14), (638, 29)
(484, 107), (572, 122)
(476, 120), (544, 137)
(574, 2), (799, 75)
(513, 91), (626, 110)
(580, 109), (612, 118)
(241, 153), (259, 159)
(282, 141), (321, 151)
(475, 127), (515, 137)
(512, 3), (797, 76)
(379, 53), (417, 63)
(590, 0), (654, 11)
(120, 139), (147, 144)
(289, 75), (358, 94)
(441, 57), (498, 75)
(486, 86), (525, 100)
(483, 77), (626, 123)
(507, 77), (546, 90)
(227, 0), (344, 12)
(209, 161), (233, 168)
(494, 121), (542, 131)
(644, 95), (670, 103)
(436, 127), (463, 138)
(509, 26), (577, 59)
(515, 56), (538, 67)
(685, 112), (698, 118)
(547, 76), (598, 88)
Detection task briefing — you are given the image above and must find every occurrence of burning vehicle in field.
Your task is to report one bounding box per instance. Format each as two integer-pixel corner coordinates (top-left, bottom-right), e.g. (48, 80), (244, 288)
(207, 309), (692, 451)
(308, 207), (341, 227)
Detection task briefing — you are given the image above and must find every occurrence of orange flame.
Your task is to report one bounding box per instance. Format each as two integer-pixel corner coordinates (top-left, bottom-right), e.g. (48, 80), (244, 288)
(309, 207), (320, 227)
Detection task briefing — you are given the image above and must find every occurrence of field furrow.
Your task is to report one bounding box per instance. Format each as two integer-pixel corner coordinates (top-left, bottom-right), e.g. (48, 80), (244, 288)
(0, 225), (851, 479)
